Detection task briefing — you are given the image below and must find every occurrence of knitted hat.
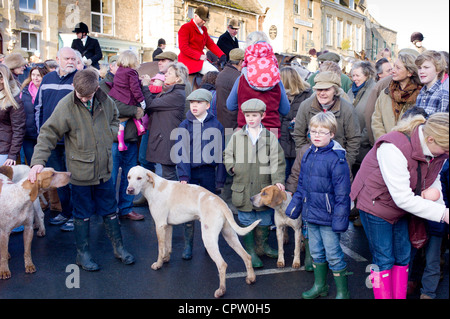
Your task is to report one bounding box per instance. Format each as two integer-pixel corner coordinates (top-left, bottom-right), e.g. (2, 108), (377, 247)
(151, 73), (165, 82)
(3, 53), (28, 70)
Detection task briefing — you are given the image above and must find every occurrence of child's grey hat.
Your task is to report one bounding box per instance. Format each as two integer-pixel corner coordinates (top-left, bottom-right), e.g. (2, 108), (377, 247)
(241, 98), (266, 112)
(186, 88), (213, 102)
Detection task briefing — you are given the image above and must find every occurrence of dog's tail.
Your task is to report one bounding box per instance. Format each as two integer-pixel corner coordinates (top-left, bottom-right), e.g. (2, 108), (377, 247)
(222, 203), (261, 236)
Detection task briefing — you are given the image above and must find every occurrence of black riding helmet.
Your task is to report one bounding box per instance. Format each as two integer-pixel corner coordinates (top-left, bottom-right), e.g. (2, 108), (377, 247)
(72, 22), (89, 34)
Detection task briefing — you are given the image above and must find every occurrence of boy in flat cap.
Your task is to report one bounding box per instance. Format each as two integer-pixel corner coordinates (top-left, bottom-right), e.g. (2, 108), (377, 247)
(224, 98), (285, 268)
(174, 88), (226, 260)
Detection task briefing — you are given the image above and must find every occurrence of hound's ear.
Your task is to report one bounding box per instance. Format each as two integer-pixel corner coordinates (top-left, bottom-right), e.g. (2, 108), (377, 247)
(146, 172), (155, 188)
(272, 187), (286, 206)
(0, 166), (14, 180)
(22, 180), (39, 202)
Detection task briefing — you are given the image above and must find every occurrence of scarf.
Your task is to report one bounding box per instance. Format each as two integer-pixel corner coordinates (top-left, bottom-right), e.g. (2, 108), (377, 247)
(28, 82), (39, 104)
(242, 42), (280, 89)
(351, 81), (365, 98)
(389, 79), (422, 121)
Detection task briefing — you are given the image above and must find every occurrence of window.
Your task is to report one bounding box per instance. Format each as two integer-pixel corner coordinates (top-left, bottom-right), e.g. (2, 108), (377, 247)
(355, 26), (361, 51)
(21, 31), (39, 52)
(326, 16), (332, 46)
(307, 0), (313, 18)
(293, 0), (299, 14)
(188, 6), (195, 19)
(19, 0), (37, 12)
(346, 23), (352, 49)
(307, 30), (313, 41)
(337, 19), (343, 47)
(91, 0), (113, 35)
(293, 27), (298, 52)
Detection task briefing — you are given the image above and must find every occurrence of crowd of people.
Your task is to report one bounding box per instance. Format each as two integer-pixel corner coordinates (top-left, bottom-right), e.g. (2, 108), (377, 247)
(0, 8), (449, 299)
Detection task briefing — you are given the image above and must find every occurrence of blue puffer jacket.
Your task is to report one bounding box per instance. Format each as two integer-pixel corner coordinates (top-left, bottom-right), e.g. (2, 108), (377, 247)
(175, 110), (226, 188)
(286, 140), (351, 232)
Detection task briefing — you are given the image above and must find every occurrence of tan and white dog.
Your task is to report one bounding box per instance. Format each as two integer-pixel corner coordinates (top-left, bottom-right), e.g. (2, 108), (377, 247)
(0, 165), (47, 237)
(251, 185), (302, 269)
(126, 165), (260, 298)
(0, 167), (71, 279)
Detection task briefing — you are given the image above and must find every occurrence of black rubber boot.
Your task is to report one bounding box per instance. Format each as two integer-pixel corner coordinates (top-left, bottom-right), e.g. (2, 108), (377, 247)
(74, 218), (100, 271)
(182, 222), (194, 260)
(103, 213), (135, 265)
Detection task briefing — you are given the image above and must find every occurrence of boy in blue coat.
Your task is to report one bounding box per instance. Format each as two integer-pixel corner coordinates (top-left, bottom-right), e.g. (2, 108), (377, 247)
(175, 88), (226, 260)
(286, 111), (351, 299)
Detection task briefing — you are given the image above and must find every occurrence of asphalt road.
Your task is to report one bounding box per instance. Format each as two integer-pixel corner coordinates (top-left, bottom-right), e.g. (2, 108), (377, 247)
(0, 202), (448, 303)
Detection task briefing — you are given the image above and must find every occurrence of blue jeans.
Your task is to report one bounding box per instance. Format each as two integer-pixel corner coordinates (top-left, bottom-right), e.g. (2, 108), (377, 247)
(21, 138), (37, 165)
(71, 178), (117, 219)
(359, 210), (410, 271)
(46, 144), (72, 218)
(112, 142), (137, 216)
(138, 130), (155, 171)
(307, 222), (347, 271)
(410, 235), (443, 298)
(238, 208), (274, 227)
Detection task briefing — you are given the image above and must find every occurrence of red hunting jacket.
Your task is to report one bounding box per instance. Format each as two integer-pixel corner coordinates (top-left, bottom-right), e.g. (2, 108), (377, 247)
(178, 19), (224, 74)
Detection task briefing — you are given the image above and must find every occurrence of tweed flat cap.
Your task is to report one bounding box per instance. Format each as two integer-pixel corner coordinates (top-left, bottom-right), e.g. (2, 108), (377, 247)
(187, 88), (213, 102)
(314, 71), (341, 89)
(154, 51), (178, 61)
(241, 98), (266, 113)
(318, 52), (340, 63)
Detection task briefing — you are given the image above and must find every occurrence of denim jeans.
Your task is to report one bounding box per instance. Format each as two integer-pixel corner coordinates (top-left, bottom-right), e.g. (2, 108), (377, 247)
(138, 130), (155, 171)
(112, 142), (137, 216)
(307, 222), (347, 271)
(22, 138), (37, 165)
(46, 144), (72, 218)
(359, 210), (410, 271)
(410, 235), (443, 298)
(71, 177), (117, 219)
(238, 209), (274, 227)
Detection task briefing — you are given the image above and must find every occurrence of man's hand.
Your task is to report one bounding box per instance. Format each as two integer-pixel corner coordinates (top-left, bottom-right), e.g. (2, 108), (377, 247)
(2, 159), (16, 166)
(275, 183), (285, 192)
(28, 165), (44, 183)
(135, 107), (144, 119)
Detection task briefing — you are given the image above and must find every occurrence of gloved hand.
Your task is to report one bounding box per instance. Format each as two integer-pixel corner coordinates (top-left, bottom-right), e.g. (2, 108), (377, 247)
(219, 54), (227, 69)
(85, 59), (92, 66)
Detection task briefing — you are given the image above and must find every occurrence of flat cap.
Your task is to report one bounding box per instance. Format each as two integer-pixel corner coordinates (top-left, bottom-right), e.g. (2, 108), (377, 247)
(314, 71), (341, 89)
(318, 52), (340, 63)
(241, 98), (266, 113)
(229, 48), (244, 61)
(187, 88), (213, 102)
(109, 55), (119, 64)
(154, 51), (178, 61)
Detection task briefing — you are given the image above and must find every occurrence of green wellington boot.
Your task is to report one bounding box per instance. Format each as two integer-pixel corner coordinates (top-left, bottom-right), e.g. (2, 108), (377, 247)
(304, 239), (313, 272)
(242, 230), (263, 268)
(182, 221), (194, 260)
(302, 262), (329, 299)
(74, 218), (100, 271)
(103, 213), (135, 265)
(254, 226), (278, 258)
(333, 268), (350, 299)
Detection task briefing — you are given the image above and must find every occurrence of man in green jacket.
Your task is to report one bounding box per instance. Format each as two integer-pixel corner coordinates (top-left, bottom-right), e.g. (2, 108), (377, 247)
(28, 69), (134, 271)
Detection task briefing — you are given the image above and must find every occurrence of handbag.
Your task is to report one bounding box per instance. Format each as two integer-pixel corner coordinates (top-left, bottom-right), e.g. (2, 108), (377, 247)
(408, 161), (428, 249)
